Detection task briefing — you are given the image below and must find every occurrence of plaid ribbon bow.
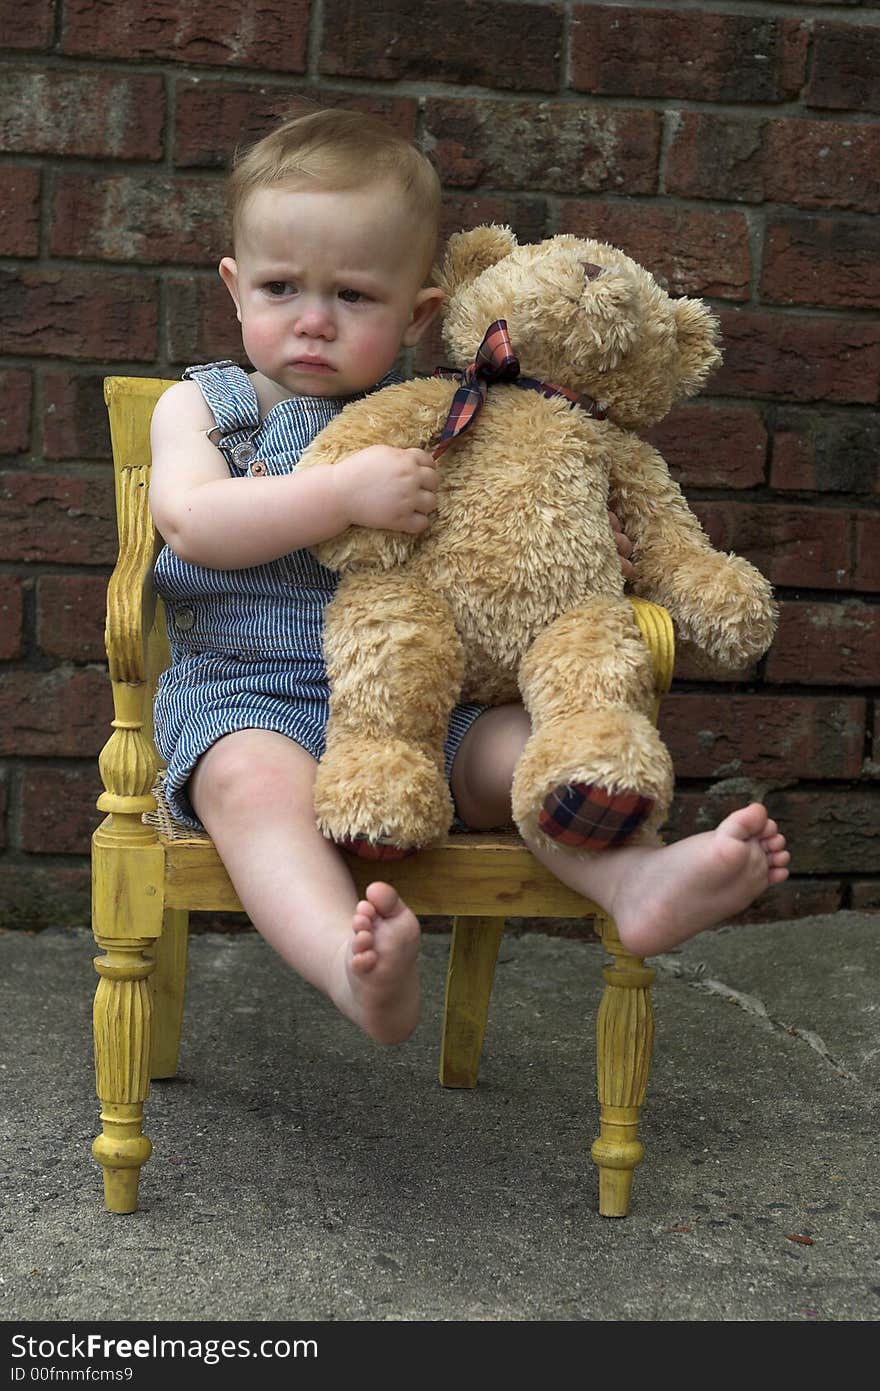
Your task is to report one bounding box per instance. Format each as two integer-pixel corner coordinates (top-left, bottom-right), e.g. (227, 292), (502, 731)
(433, 319), (605, 460)
(432, 321), (520, 459)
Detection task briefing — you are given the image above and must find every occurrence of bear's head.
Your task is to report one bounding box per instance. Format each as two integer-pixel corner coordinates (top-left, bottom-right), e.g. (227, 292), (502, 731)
(434, 226), (721, 430)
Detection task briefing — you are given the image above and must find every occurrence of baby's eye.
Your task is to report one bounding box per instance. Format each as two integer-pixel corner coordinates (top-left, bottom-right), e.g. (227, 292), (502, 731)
(338, 288), (366, 303)
(265, 281), (293, 297)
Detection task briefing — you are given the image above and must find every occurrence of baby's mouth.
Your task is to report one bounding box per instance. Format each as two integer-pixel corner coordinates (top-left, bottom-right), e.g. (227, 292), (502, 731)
(291, 357), (335, 371)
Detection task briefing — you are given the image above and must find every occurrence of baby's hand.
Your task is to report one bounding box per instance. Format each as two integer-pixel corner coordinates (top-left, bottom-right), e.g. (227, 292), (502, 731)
(337, 445), (439, 534)
(608, 509), (635, 581)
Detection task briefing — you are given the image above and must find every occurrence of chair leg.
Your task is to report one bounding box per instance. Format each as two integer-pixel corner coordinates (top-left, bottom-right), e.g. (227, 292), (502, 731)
(590, 911), (656, 1217)
(92, 934), (155, 1214)
(440, 915), (504, 1088)
(149, 908), (189, 1080)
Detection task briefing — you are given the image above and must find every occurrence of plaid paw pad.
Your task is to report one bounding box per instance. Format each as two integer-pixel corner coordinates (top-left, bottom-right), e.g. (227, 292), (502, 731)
(338, 836), (417, 862)
(537, 783), (653, 851)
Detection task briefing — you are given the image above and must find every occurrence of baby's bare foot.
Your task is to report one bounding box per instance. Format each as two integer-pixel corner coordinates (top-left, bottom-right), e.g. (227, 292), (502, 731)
(610, 803), (790, 957)
(339, 882), (420, 1044)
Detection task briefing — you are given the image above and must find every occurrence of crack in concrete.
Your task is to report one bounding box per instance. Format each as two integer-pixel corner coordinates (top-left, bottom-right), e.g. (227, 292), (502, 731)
(654, 955), (858, 1081)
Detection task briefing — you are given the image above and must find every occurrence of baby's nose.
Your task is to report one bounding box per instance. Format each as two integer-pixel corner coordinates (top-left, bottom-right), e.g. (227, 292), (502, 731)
(295, 300), (336, 339)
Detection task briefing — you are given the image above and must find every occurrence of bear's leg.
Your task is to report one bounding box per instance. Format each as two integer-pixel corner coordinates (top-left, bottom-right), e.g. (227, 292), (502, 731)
(314, 572), (464, 858)
(512, 597), (673, 854)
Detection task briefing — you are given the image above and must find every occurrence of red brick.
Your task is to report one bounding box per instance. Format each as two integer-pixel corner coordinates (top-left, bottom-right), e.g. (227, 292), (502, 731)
(37, 574), (109, 662)
(666, 113), (766, 204)
(0, 0), (53, 49)
(851, 882), (880, 911)
(174, 83), (417, 167)
(166, 275), (246, 368)
(853, 513), (880, 592)
(693, 501), (852, 590)
(0, 867), (92, 930)
(0, 167), (40, 256)
(0, 668), (111, 757)
(426, 100), (660, 196)
(668, 787), (878, 876)
(0, 369), (33, 456)
(672, 655), (753, 687)
(770, 408), (879, 494)
(320, 0), (561, 90)
(0, 68), (164, 160)
(560, 200), (750, 300)
(51, 173), (226, 266)
(728, 880), (844, 925)
(0, 268), (158, 361)
(667, 114), (880, 215)
(20, 765), (104, 854)
(62, 0), (309, 71)
(714, 308), (880, 405)
(661, 694), (865, 781)
(763, 790), (879, 875)
(438, 196), (546, 251)
(645, 404), (766, 489)
(43, 372), (112, 461)
(0, 473), (116, 565)
(766, 601), (880, 687)
(764, 120), (880, 215)
(0, 576), (25, 659)
(807, 22), (880, 113)
(571, 6), (806, 103)
(761, 216), (880, 310)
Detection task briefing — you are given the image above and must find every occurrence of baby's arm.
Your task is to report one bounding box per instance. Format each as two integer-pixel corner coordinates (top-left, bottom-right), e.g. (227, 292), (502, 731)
(148, 380), (438, 570)
(299, 376), (457, 571)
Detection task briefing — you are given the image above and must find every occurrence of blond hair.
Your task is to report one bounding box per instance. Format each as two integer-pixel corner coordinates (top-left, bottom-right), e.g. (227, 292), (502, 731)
(228, 106), (442, 273)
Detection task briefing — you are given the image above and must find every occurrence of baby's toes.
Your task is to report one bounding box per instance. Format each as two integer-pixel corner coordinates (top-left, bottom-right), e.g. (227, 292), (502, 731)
(762, 833), (786, 856)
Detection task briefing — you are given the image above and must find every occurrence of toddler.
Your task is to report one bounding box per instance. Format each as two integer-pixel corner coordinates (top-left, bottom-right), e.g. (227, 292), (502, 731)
(149, 107), (789, 1047)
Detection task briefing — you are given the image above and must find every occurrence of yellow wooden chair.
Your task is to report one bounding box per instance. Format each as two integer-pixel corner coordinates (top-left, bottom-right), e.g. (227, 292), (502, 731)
(91, 375), (674, 1220)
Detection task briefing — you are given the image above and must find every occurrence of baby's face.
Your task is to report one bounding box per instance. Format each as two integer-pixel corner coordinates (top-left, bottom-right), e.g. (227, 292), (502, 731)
(220, 181), (438, 400)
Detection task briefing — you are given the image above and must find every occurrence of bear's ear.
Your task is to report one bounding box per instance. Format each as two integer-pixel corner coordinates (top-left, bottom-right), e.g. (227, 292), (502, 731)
(580, 267), (642, 372)
(434, 225), (517, 296)
(673, 297), (723, 394)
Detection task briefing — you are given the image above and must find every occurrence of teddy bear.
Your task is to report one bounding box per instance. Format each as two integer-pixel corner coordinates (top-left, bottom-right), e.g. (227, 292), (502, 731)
(295, 225), (777, 859)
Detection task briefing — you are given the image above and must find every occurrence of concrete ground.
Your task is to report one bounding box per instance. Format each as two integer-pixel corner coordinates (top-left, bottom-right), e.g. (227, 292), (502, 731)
(1, 911), (878, 1325)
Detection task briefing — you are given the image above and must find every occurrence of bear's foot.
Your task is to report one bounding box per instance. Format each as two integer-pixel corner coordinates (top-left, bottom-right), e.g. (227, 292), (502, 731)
(538, 782), (653, 851)
(315, 730), (453, 857)
(511, 708), (674, 854)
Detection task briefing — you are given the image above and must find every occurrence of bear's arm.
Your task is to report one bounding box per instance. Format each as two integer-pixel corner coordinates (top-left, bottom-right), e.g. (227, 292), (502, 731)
(297, 376), (456, 572)
(609, 435), (777, 669)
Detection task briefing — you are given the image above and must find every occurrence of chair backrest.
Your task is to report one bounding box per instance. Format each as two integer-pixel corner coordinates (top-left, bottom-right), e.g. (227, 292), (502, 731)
(103, 376), (176, 747)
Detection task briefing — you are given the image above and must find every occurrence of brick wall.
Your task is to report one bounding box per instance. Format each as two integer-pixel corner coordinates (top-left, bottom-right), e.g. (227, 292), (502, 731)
(1, 0), (877, 929)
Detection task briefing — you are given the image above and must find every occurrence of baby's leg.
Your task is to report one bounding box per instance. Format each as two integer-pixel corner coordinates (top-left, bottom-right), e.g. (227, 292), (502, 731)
(188, 729), (420, 1044)
(527, 804), (789, 956)
(452, 706), (790, 955)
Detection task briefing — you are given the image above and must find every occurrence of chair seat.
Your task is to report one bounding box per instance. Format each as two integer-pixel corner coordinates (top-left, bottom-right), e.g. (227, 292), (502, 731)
(142, 774), (598, 919)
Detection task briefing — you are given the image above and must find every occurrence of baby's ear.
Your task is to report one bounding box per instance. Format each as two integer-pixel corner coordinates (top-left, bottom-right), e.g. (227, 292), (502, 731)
(401, 286), (445, 347)
(218, 257), (242, 321)
(434, 225), (517, 296)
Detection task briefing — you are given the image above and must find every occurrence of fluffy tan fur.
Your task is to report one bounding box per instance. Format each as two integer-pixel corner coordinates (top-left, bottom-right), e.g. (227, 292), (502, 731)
(298, 227), (777, 853)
